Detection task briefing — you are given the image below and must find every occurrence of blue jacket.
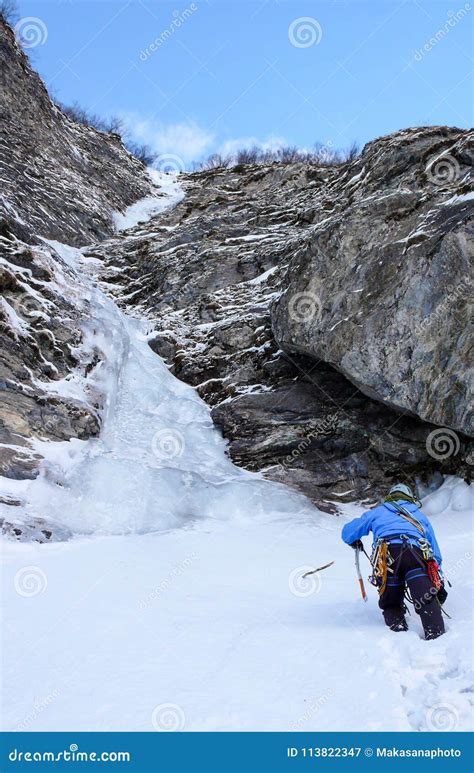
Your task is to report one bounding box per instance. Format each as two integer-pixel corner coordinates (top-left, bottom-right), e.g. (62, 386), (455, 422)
(341, 500), (443, 567)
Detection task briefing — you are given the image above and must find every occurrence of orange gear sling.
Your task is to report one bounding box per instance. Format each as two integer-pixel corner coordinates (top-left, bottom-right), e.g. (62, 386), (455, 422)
(370, 540), (392, 595)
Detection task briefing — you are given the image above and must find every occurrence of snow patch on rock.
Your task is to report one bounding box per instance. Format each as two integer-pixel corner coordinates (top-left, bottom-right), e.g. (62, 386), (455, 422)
(112, 172), (184, 232)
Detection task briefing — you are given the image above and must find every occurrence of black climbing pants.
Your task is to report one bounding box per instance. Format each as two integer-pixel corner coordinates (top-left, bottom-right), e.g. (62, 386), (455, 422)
(378, 542), (445, 640)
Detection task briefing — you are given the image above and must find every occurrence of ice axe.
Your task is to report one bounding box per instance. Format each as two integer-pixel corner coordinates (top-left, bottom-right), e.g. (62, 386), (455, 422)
(302, 561), (334, 579)
(354, 547), (368, 602)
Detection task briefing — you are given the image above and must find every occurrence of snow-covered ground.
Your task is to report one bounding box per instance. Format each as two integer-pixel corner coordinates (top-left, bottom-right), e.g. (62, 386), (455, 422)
(1, 179), (473, 734)
(2, 478), (473, 732)
(112, 170), (183, 232)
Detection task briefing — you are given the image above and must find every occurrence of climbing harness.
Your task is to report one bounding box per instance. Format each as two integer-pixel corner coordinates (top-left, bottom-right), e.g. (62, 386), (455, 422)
(417, 536), (443, 592)
(390, 504), (447, 600)
(366, 532), (452, 617)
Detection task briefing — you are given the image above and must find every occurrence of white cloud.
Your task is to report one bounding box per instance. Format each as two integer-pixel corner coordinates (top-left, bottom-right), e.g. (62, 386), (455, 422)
(120, 117), (299, 167)
(122, 114), (215, 164)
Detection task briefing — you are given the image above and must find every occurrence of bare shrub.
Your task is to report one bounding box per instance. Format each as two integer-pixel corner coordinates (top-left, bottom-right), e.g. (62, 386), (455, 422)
(59, 101), (110, 132)
(235, 146), (264, 165)
(0, 0), (19, 23)
(344, 141), (360, 161)
(58, 101), (157, 165)
(125, 141), (157, 166)
(194, 139), (358, 172)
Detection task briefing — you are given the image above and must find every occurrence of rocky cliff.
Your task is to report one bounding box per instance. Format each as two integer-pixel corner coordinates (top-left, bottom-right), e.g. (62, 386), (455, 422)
(272, 127), (473, 437)
(1, 15), (472, 518)
(0, 15), (154, 487)
(0, 236), (102, 484)
(85, 130), (473, 508)
(0, 19), (153, 245)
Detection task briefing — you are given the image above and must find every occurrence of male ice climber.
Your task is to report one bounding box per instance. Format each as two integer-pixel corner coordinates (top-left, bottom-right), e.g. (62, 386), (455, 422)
(342, 483), (447, 639)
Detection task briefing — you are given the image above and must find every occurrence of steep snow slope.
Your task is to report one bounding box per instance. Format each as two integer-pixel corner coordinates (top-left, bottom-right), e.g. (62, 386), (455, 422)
(2, 478), (472, 732)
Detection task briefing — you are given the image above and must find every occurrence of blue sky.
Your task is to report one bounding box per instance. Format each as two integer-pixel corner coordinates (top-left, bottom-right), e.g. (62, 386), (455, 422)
(15, 0), (473, 165)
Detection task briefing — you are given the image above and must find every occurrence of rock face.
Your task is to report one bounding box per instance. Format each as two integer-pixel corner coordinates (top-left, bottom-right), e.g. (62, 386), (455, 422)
(2, 514), (72, 543)
(0, 14), (158, 489)
(0, 235), (103, 480)
(272, 127), (474, 436)
(86, 141), (472, 509)
(0, 15), (154, 489)
(0, 15), (472, 517)
(0, 18), (153, 245)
